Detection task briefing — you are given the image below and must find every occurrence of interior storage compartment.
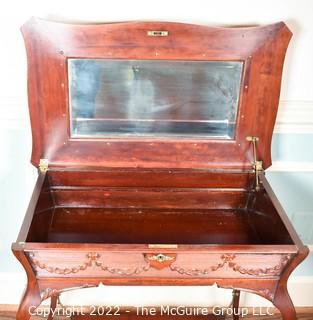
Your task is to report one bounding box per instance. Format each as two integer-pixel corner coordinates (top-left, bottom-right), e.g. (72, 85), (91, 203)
(26, 170), (294, 246)
(14, 20), (308, 320)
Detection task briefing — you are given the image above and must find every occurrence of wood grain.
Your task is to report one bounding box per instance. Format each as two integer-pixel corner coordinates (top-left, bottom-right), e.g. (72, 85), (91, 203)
(21, 19), (292, 170)
(12, 19), (309, 320)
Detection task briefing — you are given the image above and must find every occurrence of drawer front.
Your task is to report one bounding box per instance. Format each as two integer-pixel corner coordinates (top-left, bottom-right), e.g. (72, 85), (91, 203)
(27, 250), (293, 279)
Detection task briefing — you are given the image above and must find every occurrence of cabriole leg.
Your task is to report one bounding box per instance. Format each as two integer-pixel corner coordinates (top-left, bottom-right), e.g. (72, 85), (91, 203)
(13, 249), (41, 320)
(273, 285), (297, 320)
(16, 282), (41, 320)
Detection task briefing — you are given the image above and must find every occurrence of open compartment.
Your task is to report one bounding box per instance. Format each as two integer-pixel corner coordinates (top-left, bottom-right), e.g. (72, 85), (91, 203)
(25, 170), (294, 247)
(12, 19), (309, 320)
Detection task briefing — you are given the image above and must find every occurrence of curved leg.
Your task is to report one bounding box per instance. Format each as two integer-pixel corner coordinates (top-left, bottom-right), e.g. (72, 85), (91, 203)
(16, 280), (41, 320)
(272, 247), (309, 320)
(232, 290), (240, 320)
(273, 285), (297, 320)
(12, 248), (41, 320)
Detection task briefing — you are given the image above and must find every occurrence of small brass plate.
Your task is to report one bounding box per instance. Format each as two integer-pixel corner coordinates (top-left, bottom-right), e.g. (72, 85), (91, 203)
(148, 244), (178, 249)
(147, 30), (169, 37)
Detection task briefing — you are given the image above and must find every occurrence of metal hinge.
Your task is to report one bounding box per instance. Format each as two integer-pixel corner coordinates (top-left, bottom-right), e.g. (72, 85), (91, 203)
(39, 158), (49, 173)
(246, 136), (264, 191)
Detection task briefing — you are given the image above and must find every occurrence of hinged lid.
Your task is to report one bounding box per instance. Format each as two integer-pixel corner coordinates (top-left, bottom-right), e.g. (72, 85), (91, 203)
(22, 18), (292, 171)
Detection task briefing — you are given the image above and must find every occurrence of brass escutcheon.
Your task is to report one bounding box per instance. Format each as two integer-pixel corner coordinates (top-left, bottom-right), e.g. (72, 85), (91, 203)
(147, 253), (174, 263)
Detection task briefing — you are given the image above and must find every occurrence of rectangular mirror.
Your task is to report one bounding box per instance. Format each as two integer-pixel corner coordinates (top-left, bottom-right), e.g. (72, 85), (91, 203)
(68, 59), (243, 139)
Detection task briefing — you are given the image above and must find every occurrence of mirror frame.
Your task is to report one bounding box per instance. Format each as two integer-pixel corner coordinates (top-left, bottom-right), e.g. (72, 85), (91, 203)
(22, 18), (291, 170)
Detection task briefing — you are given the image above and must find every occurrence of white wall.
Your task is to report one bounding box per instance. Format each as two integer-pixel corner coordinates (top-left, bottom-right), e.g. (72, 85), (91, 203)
(0, 0), (313, 308)
(1, 0), (313, 101)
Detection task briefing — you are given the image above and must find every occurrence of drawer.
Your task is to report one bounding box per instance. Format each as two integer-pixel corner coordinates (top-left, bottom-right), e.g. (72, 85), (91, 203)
(27, 250), (294, 279)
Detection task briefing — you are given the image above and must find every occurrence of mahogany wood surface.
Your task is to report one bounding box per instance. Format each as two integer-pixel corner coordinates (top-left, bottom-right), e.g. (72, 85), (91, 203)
(21, 18), (292, 170)
(12, 169), (308, 320)
(12, 19), (309, 320)
(30, 208), (260, 244)
(47, 169), (254, 189)
(24, 171), (294, 246)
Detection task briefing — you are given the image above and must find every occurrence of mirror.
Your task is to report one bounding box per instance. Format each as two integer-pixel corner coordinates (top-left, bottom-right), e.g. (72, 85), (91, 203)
(68, 59), (243, 139)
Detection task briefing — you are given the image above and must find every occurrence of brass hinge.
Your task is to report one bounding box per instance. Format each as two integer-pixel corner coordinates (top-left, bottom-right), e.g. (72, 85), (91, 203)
(39, 158), (49, 173)
(246, 136), (264, 191)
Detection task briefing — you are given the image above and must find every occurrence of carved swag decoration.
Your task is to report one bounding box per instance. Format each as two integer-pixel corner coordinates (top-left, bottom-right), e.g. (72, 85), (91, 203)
(170, 254), (293, 277)
(28, 252), (292, 277)
(28, 252), (150, 276)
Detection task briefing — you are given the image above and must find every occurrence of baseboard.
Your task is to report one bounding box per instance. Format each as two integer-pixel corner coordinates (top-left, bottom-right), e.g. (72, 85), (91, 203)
(267, 161), (313, 172)
(1, 97), (313, 134)
(1, 273), (312, 307)
(274, 100), (313, 134)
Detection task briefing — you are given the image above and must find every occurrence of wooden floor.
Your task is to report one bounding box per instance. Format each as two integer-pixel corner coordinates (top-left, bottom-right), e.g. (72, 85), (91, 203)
(1, 306), (312, 320)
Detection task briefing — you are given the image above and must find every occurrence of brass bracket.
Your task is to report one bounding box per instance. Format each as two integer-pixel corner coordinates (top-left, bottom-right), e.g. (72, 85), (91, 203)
(246, 136), (263, 191)
(39, 158), (49, 173)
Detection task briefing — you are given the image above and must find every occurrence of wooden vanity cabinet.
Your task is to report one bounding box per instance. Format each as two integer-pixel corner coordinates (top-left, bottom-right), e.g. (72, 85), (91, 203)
(12, 18), (308, 320)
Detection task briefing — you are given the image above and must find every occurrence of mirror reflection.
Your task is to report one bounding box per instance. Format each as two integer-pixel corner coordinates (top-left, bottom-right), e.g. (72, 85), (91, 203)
(68, 59), (243, 139)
